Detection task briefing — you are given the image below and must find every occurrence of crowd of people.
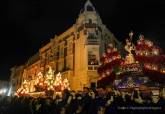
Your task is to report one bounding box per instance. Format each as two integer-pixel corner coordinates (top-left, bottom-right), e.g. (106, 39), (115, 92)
(0, 87), (165, 114)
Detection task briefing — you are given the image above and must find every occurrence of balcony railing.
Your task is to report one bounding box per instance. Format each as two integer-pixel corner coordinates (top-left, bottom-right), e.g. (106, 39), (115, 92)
(88, 65), (99, 71)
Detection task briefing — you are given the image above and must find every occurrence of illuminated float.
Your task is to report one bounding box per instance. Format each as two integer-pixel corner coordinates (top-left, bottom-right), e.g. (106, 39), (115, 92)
(97, 31), (165, 91)
(16, 66), (70, 97)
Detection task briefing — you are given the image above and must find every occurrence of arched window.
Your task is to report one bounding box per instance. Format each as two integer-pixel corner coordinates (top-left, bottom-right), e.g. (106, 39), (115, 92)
(87, 5), (94, 11)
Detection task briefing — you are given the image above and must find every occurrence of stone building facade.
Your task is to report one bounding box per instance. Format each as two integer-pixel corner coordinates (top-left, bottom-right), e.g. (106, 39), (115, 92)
(10, 0), (120, 92)
(10, 65), (24, 95)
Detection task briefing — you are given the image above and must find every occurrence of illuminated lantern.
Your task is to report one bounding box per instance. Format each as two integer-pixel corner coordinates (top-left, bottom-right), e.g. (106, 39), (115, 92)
(102, 53), (106, 57)
(112, 56), (116, 60)
(107, 48), (111, 53)
(102, 73), (106, 77)
(106, 70), (111, 75)
(108, 43), (114, 48)
(108, 58), (112, 63)
(104, 58), (109, 63)
(152, 65), (158, 71)
(153, 48), (159, 55)
(113, 48), (117, 52)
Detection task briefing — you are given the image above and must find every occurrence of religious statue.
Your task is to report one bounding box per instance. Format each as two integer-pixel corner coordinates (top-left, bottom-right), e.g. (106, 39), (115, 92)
(54, 72), (62, 92)
(45, 66), (54, 80)
(54, 72), (62, 86)
(124, 31), (136, 64)
(35, 72), (44, 85)
(44, 66), (55, 90)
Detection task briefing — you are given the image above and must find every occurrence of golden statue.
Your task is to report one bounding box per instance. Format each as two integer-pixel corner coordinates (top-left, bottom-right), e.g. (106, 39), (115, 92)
(124, 32), (136, 64)
(45, 66), (54, 80)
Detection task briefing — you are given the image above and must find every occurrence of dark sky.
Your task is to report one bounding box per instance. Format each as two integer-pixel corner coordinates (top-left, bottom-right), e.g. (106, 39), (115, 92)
(0, 0), (165, 80)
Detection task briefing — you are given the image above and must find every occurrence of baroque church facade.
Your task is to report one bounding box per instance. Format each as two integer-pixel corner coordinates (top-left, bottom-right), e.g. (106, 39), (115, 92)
(10, 0), (120, 92)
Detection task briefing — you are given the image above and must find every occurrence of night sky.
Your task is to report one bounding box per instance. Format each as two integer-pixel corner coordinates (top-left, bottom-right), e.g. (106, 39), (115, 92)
(0, 0), (165, 80)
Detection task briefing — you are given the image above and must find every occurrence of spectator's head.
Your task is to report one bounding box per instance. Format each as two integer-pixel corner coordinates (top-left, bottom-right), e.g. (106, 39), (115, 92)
(83, 87), (89, 93)
(55, 94), (60, 99)
(63, 89), (69, 94)
(151, 95), (160, 104)
(62, 89), (69, 98)
(151, 90), (160, 104)
(77, 90), (82, 95)
(45, 98), (51, 106)
(60, 107), (66, 114)
(97, 87), (107, 97)
(75, 104), (84, 113)
(106, 92), (113, 99)
(161, 88), (165, 99)
(76, 93), (82, 100)
(97, 106), (105, 114)
(133, 90), (139, 99)
(125, 94), (131, 101)
(89, 90), (95, 99)
(70, 91), (76, 97)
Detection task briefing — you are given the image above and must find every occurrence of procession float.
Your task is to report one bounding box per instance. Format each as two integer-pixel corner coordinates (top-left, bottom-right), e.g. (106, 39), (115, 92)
(97, 31), (165, 92)
(15, 66), (70, 97)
